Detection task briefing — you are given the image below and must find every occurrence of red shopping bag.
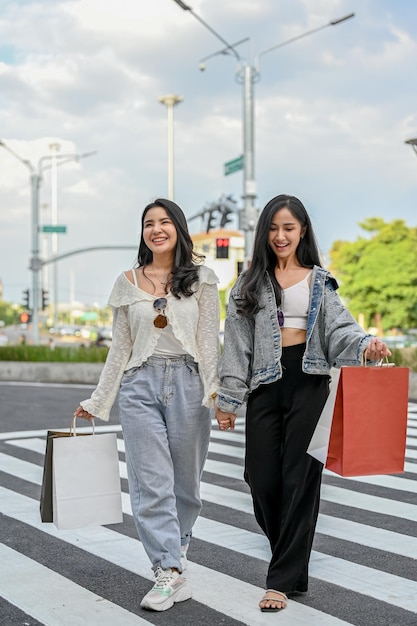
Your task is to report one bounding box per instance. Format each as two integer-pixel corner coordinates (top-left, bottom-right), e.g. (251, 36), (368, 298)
(326, 365), (409, 476)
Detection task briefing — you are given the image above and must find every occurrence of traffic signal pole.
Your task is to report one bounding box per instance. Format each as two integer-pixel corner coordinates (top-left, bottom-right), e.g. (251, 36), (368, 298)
(172, 1), (355, 266)
(30, 172), (42, 345)
(0, 140), (96, 344)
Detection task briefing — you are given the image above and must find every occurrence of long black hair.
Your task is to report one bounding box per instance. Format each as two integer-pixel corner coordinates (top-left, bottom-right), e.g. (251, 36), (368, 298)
(238, 194), (323, 315)
(136, 198), (204, 298)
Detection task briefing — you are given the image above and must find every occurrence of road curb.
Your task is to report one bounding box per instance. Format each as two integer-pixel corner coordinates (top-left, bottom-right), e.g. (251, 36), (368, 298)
(0, 361), (104, 385)
(0, 362), (417, 400)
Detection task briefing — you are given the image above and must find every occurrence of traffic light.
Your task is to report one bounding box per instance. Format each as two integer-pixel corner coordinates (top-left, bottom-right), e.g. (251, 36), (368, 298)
(220, 207), (234, 228)
(20, 311), (32, 324)
(206, 209), (218, 233)
(22, 288), (30, 309)
(41, 289), (49, 310)
(216, 237), (230, 259)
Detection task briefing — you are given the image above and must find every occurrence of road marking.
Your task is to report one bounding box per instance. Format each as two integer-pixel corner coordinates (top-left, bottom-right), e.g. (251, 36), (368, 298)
(0, 544), (150, 625)
(0, 487), (350, 626)
(0, 424), (122, 440)
(0, 439), (417, 557)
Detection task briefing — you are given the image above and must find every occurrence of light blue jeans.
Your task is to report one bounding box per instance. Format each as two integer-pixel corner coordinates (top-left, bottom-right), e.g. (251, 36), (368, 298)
(119, 355), (211, 573)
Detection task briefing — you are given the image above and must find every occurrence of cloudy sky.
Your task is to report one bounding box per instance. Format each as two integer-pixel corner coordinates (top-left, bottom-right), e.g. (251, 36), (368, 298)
(1, 0), (416, 308)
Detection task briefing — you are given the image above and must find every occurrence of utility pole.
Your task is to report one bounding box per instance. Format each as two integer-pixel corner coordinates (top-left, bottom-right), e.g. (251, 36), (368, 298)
(159, 94), (183, 200)
(172, 1), (355, 264)
(0, 140), (96, 344)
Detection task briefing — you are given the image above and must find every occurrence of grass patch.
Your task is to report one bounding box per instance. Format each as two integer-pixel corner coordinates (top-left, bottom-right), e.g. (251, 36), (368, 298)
(0, 345), (109, 363)
(1, 345), (416, 370)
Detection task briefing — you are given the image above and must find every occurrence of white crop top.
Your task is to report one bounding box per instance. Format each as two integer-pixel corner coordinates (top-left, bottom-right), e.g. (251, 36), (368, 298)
(281, 271), (312, 330)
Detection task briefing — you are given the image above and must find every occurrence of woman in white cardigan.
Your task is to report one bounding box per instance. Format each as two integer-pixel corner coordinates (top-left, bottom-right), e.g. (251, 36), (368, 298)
(74, 198), (220, 612)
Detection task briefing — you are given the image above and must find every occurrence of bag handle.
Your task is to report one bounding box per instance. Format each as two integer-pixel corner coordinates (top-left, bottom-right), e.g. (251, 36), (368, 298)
(70, 415), (95, 436)
(361, 353), (395, 368)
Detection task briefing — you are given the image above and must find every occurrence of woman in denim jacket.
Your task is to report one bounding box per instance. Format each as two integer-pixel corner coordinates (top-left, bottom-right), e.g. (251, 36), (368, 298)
(215, 194), (391, 613)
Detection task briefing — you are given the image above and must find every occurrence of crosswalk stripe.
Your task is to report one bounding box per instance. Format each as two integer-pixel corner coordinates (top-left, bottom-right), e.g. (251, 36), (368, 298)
(6, 436), (417, 481)
(2, 474), (417, 616)
(0, 544), (150, 625)
(1, 409), (416, 623)
(0, 487), (351, 626)
(0, 439), (417, 557)
(321, 484), (417, 522)
(0, 424), (123, 441)
(192, 517), (417, 612)
(0, 444), (417, 557)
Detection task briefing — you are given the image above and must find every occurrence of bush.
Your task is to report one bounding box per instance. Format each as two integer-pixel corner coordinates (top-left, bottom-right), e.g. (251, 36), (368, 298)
(0, 344), (416, 370)
(0, 345), (109, 363)
(389, 347), (417, 372)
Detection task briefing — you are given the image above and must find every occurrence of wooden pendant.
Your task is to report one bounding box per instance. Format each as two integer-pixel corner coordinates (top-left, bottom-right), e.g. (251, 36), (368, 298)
(154, 314), (168, 329)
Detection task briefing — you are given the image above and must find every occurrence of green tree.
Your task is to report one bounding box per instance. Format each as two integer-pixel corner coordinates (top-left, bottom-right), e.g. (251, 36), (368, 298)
(329, 218), (417, 332)
(0, 300), (22, 326)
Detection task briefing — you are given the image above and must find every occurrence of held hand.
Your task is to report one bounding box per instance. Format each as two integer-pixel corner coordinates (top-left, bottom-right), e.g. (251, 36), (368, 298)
(364, 338), (392, 361)
(215, 406), (237, 431)
(73, 405), (94, 421)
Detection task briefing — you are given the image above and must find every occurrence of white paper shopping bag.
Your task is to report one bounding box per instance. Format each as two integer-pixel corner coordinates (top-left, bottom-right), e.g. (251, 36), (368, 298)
(52, 429), (123, 530)
(307, 369), (340, 464)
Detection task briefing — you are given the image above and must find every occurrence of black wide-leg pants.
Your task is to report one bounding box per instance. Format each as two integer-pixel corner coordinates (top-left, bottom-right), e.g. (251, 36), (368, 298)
(245, 343), (329, 593)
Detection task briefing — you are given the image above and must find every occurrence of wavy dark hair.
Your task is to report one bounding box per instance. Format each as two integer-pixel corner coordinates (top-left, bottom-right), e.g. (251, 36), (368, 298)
(136, 198), (204, 298)
(238, 194), (323, 315)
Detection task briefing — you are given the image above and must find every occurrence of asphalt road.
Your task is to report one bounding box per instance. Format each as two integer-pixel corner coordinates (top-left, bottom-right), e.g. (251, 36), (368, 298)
(0, 382), (416, 625)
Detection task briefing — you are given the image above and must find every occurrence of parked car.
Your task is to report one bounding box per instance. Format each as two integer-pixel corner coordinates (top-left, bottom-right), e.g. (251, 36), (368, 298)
(95, 326), (112, 347)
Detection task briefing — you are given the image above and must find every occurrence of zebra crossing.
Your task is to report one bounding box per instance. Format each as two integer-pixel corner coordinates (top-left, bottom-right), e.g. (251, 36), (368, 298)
(0, 405), (416, 625)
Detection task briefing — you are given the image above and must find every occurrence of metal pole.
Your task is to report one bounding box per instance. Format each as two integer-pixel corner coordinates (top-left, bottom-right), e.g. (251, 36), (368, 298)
(159, 95), (183, 201)
(242, 63), (257, 265)
(30, 173), (42, 345)
(167, 102), (175, 200)
(172, 1), (355, 262)
(0, 140), (96, 344)
(49, 143), (60, 328)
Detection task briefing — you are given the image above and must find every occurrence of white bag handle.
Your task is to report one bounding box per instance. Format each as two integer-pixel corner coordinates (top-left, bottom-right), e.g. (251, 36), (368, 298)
(70, 415), (95, 436)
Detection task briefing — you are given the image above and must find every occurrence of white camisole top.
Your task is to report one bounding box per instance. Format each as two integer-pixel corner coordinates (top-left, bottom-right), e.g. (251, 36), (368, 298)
(281, 271), (312, 330)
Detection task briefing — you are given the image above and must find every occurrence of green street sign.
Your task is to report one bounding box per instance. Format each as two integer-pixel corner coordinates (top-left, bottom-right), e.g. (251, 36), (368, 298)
(80, 311), (98, 321)
(224, 155), (244, 176)
(41, 225), (67, 233)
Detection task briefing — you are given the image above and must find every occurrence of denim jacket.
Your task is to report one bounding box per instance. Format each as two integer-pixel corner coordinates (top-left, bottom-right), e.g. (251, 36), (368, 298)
(217, 265), (372, 413)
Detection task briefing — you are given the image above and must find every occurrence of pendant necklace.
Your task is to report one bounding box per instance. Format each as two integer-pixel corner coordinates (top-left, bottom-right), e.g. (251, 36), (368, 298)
(143, 267), (171, 294)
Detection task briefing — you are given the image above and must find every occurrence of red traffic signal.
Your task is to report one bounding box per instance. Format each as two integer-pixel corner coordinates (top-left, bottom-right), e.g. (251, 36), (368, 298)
(216, 237), (230, 259)
(20, 312), (32, 324)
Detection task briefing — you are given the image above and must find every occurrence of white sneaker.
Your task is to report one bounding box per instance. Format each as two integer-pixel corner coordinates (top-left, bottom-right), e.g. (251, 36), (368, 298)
(140, 566), (192, 611)
(180, 544), (189, 571)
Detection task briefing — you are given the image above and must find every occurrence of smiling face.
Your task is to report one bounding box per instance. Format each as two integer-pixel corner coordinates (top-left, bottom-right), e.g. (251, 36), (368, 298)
(268, 207), (306, 264)
(142, 205), (178, 258)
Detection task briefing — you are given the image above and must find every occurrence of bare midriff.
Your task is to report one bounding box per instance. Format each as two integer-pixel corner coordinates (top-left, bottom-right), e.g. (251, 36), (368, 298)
(281, 327), (307, 347)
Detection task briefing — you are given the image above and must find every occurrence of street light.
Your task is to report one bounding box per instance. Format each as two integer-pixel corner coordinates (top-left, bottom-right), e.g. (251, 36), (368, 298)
(159, 94), (183, 200)
(0, 140), (96, 344)
(405, 138), (417, 157)
(173, 1), (355, 263)
(49, 142), (60, 329)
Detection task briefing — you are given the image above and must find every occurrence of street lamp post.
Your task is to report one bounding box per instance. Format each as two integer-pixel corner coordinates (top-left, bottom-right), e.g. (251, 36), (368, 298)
(0, 140), (96, 344)
(49, 142), (60, 328)
(173, 1), (355, 263)
(159, 94), (183, 200)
